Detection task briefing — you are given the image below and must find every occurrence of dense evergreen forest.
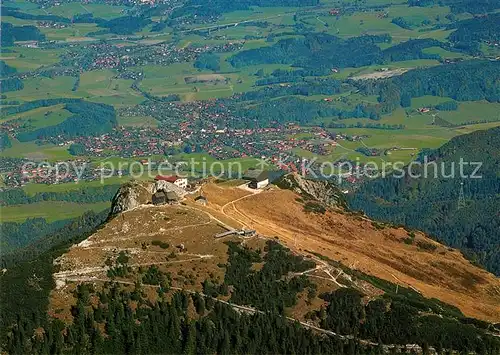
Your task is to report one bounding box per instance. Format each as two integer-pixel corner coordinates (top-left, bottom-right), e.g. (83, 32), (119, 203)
(0, 98), (83, 116)
(2, 217), (85, 254)
(349, 127), (500, 275)
(228, 33), (457, 70)
(0, 77), (24, 93)
(237, 78), (344, 101)
(0, 60), (17, 77)
(98, 16), (153, 35)
(0, 22), (46, 47)
(188, 0), (318, 14)
(447, 13), (500, 54)
(194, 52), (221, 71)
(381, 39), (442, 62)
(5, 285), (375, 355)
(0, 132), (12, 151)
(254, 68), (331, 85)
(0, 185), (119, 207)
(0, 209), (109, 269)
(231, 96), (377, 128)
(229, 33), (392, 69)
(356, 60), (500, 114)
(0, 211), (109, 349)
(222, 240), (316, 313)
(316, 287), (499, 354)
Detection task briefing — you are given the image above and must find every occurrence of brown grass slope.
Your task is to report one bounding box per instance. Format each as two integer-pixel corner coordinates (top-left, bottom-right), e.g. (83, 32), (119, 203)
(201, 181), (500, 322)
(50, 178), (500, 324)
(49, 203), (344, 324)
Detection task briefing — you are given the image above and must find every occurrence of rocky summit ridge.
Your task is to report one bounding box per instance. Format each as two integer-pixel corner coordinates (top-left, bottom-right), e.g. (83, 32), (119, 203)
(275, 172), (348, 209)
(110, 179), (187, 215)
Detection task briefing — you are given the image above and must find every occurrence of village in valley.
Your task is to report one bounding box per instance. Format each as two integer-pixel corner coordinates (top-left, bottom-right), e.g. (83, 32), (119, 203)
(1, 0), (499, 218)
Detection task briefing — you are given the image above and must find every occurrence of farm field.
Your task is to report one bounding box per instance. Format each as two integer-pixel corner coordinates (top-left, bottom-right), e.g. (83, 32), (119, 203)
(438, 101), (500, 125)
(0, 47), (64, 72)
(40, 23), (102, 42)
(4, 76), (78, 101)
(117, 114), (158, 127)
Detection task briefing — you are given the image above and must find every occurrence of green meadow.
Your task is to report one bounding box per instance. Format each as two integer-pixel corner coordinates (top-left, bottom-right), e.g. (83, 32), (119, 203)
(309, 103), (500, 165)
(117, 115), (158, 128)
(4, 76), (78, 101)
(438, 101), (500, 125)
(76, 69), (145, 106)
(22, 178), (122, 195)
(41, 23), (102, 41)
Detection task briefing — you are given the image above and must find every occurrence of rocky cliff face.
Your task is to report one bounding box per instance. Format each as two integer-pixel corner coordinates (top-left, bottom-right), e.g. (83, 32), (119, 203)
(110, 181), (154, 215)
(275, 173), (347, 209)
(110, 180), (187, 216)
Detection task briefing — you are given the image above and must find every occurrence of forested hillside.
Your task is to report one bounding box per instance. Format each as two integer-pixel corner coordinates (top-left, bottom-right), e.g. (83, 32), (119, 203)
(0, 184), (118, 257)
(188, 0), (319, 13)
(349, 127), (500, 275)
(408, 0), (500, 14)
(0, 22), (46, 47)
(16, 101), (117, 141)
(357, 60), (500, 113)
(0, 77), (24, 93)
(229, 33), (392, 69)
(447, 13), (500, 54)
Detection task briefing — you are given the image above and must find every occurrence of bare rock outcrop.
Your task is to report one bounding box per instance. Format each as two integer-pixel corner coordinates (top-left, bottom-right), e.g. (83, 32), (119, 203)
(274, 173), (347, 209)
(110, 181), (154, 215)
(110, 180), (188, 216)
(154, 180), (187, 197)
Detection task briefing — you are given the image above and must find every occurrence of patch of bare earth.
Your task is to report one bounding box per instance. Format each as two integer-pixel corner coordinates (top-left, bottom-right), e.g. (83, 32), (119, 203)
(350, 68), (411, 80)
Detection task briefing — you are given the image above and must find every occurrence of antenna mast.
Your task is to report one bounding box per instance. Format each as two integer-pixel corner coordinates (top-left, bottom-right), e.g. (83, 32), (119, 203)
(457, 182), (466, 210)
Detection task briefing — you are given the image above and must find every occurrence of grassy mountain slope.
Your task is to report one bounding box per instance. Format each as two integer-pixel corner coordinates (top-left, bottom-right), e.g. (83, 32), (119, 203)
(2, 176), (500, 353)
